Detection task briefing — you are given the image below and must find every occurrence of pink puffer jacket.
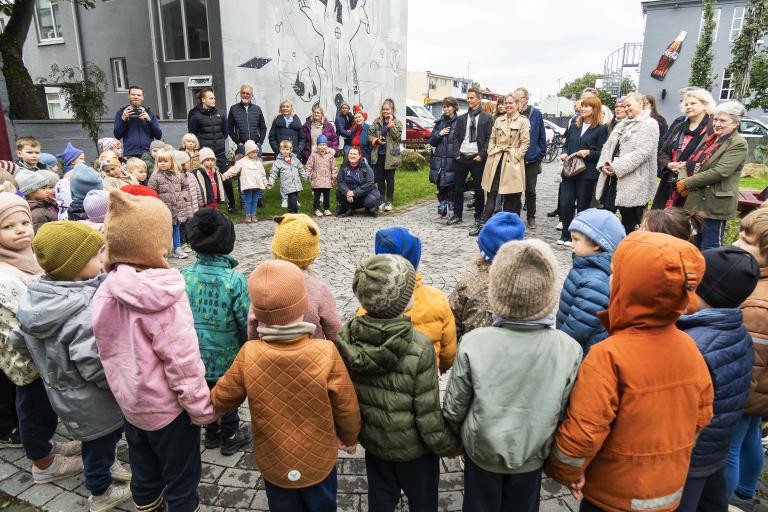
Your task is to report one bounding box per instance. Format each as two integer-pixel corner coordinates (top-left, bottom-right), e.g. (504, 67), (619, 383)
(305, 151), (337, 190)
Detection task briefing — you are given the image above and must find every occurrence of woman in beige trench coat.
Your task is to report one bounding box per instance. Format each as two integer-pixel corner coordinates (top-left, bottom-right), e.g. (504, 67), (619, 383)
(472, 94), (530, 235)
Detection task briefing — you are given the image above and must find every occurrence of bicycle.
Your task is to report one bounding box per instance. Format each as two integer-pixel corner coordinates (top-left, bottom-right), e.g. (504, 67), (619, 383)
(544, 133), (565, 163)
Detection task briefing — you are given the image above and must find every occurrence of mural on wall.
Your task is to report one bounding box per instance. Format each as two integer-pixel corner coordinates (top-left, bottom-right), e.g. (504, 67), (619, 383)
(221, 0), (406, 130)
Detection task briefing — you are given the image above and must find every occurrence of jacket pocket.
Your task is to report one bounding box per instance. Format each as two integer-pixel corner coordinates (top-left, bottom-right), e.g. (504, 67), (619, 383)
(705, 187), (737, 218)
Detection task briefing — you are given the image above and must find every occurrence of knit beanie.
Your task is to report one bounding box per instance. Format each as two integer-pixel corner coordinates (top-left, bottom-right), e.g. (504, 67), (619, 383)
(174, 150), (190, 168)
(0, 160), (19, 177)
(477, 212), (526, 262)
(353, 254), (416, 319)
(120, 184), (158, 198)
(84, 189), (110, 223)
(489, 239), (559, 321)
(374, 227), (422, 270)
(248, 259), (308, 326)
(103, 190), (172, 270)
(98, 151), (121, 172)
(38, 153), (58, 168)
(569, 208), (626, 252)
(33, 222), (105, 280)
(70, 164), (103, 202)
(199, 147), (216, 163)
(37, 170), (59, 188)
(150, 140), (166, 151)
(97, 137), (120, 154)
(15, 169), (49, 196)
(697, 246), (760, 308)
(244, 140), (259, 155)
(317, 134), (328, 145)
(271, 214), (320, 269)
(56, 143), (83, 170)
(186, 208), (236, 255)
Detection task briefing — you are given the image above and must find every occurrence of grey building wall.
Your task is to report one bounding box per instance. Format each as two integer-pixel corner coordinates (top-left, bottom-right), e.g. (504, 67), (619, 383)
(21, 2), (79, 84)
(639, 0), (766, 122)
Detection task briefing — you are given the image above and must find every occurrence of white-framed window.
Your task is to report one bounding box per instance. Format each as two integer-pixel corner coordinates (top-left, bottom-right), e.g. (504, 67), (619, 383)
(111, 58), (128, 92)
(730, 6), (745, 42)
(428, 78), (436, 90)
(698, 7), (721, 42)
(34, 0), (63, 42)
(720, 69), (735, 100)
(44, 86), (72, 119)
(158, 0), (210, 61)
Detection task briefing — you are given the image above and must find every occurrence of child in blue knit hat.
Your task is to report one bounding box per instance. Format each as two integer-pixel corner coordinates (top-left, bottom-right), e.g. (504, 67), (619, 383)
(67, 164), (104, 221)
(556, 208), (625, 353)
(449, 212), (526, 340)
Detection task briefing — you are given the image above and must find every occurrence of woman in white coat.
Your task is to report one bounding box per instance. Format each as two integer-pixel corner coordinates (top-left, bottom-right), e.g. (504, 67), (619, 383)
(597, 92), (659, 234)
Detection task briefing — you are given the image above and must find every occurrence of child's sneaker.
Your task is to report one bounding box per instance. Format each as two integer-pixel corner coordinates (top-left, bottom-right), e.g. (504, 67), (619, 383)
(51, 439), (82, 456)
(0, 429), (21, 448)
(172, 248), (188, 259)
(32, 454), (83, 484)
(89, 482), (132, 512)
(281, 199), (288, 208)
(323, 210), (333, 216)
(221, 426), (252, 456)
(204, 429), (221, 449)
(384, 202), (393, 212)
(110, 460), (132, 482)
(315, 209), (323, 217)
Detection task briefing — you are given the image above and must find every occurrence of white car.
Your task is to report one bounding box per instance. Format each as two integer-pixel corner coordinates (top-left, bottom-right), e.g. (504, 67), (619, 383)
(543, 119), (565, 143)
(740, 118), (768, 138)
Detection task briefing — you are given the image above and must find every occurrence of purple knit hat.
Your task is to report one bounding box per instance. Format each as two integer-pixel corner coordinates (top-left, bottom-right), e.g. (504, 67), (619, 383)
(84, 189), (109, 223)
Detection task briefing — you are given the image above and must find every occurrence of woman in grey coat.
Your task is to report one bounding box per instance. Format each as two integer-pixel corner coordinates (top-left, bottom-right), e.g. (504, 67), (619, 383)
(597, 92), (659, 234)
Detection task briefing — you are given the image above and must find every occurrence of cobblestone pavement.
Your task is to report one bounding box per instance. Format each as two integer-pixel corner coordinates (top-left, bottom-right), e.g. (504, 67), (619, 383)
(1, 162), (582, 511)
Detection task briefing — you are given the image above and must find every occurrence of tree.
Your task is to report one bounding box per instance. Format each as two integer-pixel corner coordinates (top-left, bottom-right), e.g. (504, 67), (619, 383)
(729, 0), (768, 104)
(689, 0), (717, 89)
(0, 0), (94, 120)
(558, 72), (603, 100)
(40, 63), (107, 149)
(597, 90), (616, 110)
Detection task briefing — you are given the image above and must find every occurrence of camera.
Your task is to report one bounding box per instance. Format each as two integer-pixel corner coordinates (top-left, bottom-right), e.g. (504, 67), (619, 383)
(128, 106), (144, 118)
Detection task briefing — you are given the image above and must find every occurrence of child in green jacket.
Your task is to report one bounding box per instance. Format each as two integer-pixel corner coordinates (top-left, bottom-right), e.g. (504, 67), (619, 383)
(181, 208), (252, 456)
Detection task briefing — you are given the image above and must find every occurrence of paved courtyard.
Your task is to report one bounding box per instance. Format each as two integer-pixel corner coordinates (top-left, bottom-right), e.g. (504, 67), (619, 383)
(0, 162), (582, 511)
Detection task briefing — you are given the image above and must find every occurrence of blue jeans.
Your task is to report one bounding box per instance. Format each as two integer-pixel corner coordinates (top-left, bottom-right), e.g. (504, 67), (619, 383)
(264, 467), (337, 512)
(83, 428), (122, 495)
(243, 189), (262, 216)
(725, 415), (763, 498)
(699, 219), (726, 250)
(16, 378), (57, 460)
(172, 222), (181, 250)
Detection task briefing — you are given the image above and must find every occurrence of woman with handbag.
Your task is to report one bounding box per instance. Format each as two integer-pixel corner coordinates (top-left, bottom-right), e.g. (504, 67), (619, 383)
(597, 92), (659, 235)
(557, 96), (608, 246)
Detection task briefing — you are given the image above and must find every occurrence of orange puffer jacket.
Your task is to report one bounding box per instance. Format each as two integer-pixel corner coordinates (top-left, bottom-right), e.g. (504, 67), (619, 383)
(545, 231), (713, 512)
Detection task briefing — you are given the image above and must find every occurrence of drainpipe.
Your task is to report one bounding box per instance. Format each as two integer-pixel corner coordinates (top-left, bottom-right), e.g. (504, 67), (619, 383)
(70, 2), (84, 70)
(147, 0), (165, 119)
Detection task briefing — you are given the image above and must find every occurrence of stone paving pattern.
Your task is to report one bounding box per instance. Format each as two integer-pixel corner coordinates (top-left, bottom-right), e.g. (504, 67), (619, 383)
(1, 163), (581, 511)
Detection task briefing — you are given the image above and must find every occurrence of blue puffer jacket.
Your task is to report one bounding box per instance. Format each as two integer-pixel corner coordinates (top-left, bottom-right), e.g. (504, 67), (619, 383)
(556, 251), (611, 352)
(429, 114), (458, 188)
(677, 308), (753, 478)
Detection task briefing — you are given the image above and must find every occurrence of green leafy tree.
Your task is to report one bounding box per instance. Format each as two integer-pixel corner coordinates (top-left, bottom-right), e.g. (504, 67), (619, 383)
(39, 63), (107, 149)
(597, 90), (616, 110)
(619, 76), (637, 96)
(729, 0), (768, 105)
(0, 0), (95, 119)
(558, 72), (604, 100)
(689, 0), (717, 89)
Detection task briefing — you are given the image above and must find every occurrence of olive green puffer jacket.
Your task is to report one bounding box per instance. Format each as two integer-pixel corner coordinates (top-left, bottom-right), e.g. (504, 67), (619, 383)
(336, 315), (459, 462)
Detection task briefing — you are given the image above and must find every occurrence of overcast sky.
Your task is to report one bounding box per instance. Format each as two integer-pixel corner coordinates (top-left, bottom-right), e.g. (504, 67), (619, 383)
(407, 0), (647, 100)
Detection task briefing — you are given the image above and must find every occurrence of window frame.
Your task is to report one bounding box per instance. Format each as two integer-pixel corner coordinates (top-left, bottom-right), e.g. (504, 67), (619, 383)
(111, 58), (129, 92)
(43, 86), (72, 119)
(719, 69), (735, 100)
(34, 0), (64, 44)
(730, 6), (745, 42)
(157, 0), (211, 62)
(698, 7), (721, 42)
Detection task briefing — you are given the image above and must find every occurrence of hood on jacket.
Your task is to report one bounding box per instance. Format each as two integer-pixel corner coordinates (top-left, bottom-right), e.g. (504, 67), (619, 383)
(603, 231), (705, 332)
(677, 307), (743, 330)
(338, 316), (415, 375)
(18, 275), (104, 339)
(572, 251), (612, 275)
(103, 264), (187, 314)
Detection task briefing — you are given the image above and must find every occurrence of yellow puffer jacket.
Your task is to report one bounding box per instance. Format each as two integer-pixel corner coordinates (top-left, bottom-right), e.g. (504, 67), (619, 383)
(358, 273), (457, 371)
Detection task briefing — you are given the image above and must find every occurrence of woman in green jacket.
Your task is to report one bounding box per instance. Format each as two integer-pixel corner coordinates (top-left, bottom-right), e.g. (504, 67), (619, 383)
(369, 99), (403, 212)
(676, 101), (749, 250)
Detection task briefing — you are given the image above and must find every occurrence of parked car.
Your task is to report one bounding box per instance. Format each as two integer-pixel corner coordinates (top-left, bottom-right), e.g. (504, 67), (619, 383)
(740, 118), (768, 138)
(406, 116), (433, 142)
(543, 119), (566, 143)
(406, 99), (437, 125)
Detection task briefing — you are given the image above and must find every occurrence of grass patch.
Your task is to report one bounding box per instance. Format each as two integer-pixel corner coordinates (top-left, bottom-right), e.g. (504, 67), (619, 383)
(740, 175), (768, 191)
(219, 158), (435, 221)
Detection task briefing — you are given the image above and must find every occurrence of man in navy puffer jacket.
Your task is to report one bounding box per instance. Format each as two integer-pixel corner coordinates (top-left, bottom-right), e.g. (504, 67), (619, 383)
(676, 246), (760, 512)
(557, 209), (625, 353)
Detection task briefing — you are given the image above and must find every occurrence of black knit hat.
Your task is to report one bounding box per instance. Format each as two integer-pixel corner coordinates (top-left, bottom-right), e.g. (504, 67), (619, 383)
(186, 208), (236, 255)
(697, 246), (760, 308)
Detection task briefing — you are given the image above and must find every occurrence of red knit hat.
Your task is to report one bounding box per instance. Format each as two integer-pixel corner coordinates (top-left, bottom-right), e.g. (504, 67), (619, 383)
(120, 184), (159, 198)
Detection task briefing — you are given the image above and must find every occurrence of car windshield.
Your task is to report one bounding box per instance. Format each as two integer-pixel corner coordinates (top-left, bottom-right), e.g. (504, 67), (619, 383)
(409, 105), (436, 121)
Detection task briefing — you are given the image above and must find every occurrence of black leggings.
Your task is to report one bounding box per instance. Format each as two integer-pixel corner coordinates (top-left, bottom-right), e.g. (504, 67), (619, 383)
(375, 157), (396, 203)
(480, 160), (522, 223)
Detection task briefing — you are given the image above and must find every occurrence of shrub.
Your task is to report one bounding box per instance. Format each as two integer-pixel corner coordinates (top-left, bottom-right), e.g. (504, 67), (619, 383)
(755, 144), (768, 165)
(400, 150), (427, 171)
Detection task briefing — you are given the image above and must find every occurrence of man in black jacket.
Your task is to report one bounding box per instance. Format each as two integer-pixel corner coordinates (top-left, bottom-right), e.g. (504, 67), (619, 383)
(228, 84), (267, 153)
(448, 87), (493, 234)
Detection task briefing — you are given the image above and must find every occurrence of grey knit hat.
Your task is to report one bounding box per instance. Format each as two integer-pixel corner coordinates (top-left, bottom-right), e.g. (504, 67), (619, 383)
(353, 254), (416, 319)
(489, 239), (559, 321)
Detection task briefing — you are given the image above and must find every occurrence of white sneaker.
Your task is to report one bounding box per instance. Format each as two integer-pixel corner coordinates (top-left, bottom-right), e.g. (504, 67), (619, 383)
(384, 202), (393, 212)
(556, 239), (565, 246)
(315, 209), (323, 217)
(89, 482), (132, 512)
(556, 222), (563, 230)
(51, 440), (82, 456)
(281, 199), (288, 208)
(378, 203), (385, 211)
(172, 248), (188, 259)
(32, 454), (83, 484)
(324, 210), (333, 216)
(564, 240), (573, 248)
(110, 460), (131, 482)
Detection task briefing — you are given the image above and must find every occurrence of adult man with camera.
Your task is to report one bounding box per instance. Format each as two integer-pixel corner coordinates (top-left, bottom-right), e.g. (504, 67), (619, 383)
(113, 85), (163, 158)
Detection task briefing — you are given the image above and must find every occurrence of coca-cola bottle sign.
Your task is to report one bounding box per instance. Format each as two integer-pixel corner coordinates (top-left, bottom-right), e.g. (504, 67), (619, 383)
(651, 31), (687, 81)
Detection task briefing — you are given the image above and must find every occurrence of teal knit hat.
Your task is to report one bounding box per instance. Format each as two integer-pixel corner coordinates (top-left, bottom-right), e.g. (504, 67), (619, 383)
(353, 254), (416, 319)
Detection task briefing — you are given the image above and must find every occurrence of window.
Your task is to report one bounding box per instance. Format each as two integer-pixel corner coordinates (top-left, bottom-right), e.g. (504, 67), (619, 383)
(428, 78), (436, 90)
(34, 0), (63, 42)
(720, 69), (735, 100)
(158, 0), (210, 61)
(111, 58), (128, 92)
(730, 6), (745, 42)
(44, 87), (71, 119)
(461, 82), (468, 94)
(698, 7), (721, 42)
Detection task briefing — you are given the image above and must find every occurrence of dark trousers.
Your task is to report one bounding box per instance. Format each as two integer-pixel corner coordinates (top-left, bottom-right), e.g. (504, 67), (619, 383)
(559, 177), (596, 241)
(123, 411), (202, 512)
(204, 380), (239, 438)
(287, 192), (299, 213)
(524, 161), (540, 220)
(335, 188), (380, 214)
(264, 467), (337, 512)
(480, 161), (522, 223)
(580, 501), (606, 512)
(676, 466), (728, 512)
(313, 188), (330, 210)
(463, 456), (541, 512)
(179, 221), (188, 244)
(374, 157), (396, 203)
(16, 378), (57, 460)
(0, 372), (17, 436)
(453, 157), (485, 222)
(83, 428), (122, 496)
(698, 219), (726, 251)
(618, 206), (646, 234)
(365, 451), (440, 512)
